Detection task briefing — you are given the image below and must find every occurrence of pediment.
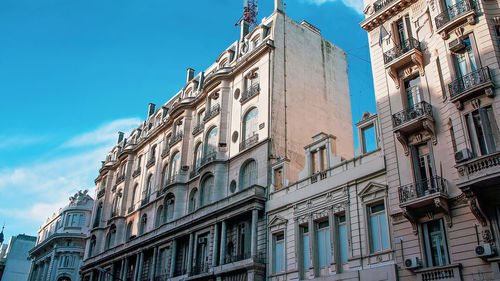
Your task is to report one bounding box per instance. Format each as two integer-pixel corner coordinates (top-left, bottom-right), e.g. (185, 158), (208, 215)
(358, 182), (387, 197)
(268, 215), (288, 227)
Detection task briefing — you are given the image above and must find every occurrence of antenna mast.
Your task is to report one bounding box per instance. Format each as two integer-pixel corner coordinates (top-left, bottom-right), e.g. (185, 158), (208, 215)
(235, 0), (258, 28)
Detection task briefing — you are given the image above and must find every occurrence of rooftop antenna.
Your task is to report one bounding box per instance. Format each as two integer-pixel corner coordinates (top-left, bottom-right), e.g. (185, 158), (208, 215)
(235, 0), (258, 28)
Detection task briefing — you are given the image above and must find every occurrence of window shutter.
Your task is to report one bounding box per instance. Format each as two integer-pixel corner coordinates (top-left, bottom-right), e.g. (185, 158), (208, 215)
(480, 108), (496, 153)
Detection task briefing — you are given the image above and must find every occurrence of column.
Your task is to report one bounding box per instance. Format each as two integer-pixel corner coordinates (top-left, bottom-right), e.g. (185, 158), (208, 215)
(192, 233), (198, 271)
(294, 218), (303, 279)
(169, 240), (177, 277)
(150, 247), (158, 281)
(251, 209), (259, 258)
(42, 260), (49, 281)
(136, 252), (144, 281)
(133, 253), (140, 281)
(121, 258), (129, 281)
(27, 260), (35, 281)
(219, 221), (227, 265)
(308, 215), (318, 277)
(328, 208), (336, 271)
(212, 224), (219, 267)
(119, 259), (125, 281)
(110, 263), (116, 281)
(186, 234), (194, 275)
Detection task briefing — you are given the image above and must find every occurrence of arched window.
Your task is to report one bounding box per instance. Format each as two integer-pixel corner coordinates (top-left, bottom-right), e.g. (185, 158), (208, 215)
(139, 214), (147, 235)
(161, 164), (168, 187)
(155, 205), (164, 227)
(200, 176), (214, 207)
(88, 236), (96, 257)
(93, 202), (103, 228)
(125, 221), (133, 242)
(243, 108), (258, 141)
(188, 188), (198, 213)
(131, 184), (139, 210)
(150, 145), (157, 162)
(165, 193), (175, 221)
(144, 175), (153, 200)
(193, 142), (203, 169)
(197, 109), (205, 125)
(105, 225), (116, 249)
(111, 195), (120, 217)
(240, 160), (257, 190)
(205, 127), (218, 155)
(169, 152), (180, 182)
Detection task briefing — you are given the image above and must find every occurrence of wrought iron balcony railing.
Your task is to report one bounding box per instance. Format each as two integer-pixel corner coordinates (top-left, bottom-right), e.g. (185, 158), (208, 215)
(165, 173), (178, 186)
(203, 103), (221, 122)
(200, 152), (217, 166)
(240, 83), (260, 104)
(192, 122), (204, 136)
(127, 206), (135, 213)
(141, 195), (150, 207)
(146, 158), (155, 168)
(392, 101), (433, 128)
(97, 189), (105, 199)
(240, 134), (259, 151)
(435, 0), (474, 29)
(189, 169), (200, 179)
(115, 174), (125, 185)
(398, 176), (447, 204)
(132, 168), (141, 178)
(373, 0), (397, 12)
(383, 38), (421, 65)
(168, 132), (183, 146)
(449, 67), (492, 99)
(224, 252), (250, 264)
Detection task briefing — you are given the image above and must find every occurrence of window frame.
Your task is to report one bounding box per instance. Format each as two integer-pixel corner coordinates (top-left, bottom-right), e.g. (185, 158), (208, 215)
(366, 201), (390, 254)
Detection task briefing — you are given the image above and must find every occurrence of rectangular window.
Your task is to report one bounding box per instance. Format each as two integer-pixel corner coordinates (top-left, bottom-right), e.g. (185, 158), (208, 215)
(300, 226), (310, 272)
(311, 151), (318, 174)
(465, 107), (500, 157)
(404, 76), (421, 108)
(361, 124), (377, 153)
(319, 147), (327, 171)
(337, 214), (348, 264)
(273, 233), (285, 273)
(274, 167), (283, 190)
(422, 219), (449, 267)
(368, 202), (389, 253)
(317, 220), (331, 267)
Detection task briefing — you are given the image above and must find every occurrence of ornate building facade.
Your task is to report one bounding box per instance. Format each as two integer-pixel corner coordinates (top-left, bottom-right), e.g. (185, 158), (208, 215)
(266, 113), (399, 281)
(80, 1), (354, 281)
(28, 190), (94, 281)
(361, 0), (500, 279)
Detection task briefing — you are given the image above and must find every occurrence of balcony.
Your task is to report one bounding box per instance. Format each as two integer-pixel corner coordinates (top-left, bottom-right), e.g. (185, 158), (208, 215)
(456, 151), (500, 189)
(189, 169), (200, 179)
(132, 168), (141, 178)
(168, 132), (183, 146)
(360, 0), (416, 32)
(240, 134), (259, 151)
(161, 145), (170, 158)
(141, 196), (150, 207)
(200, 152), (217, 167)
(448, 67), (494, 108)
(165, 173), (179, 186)
(373, 0), (397, 12)
(414, 264), (462, 281)
(127, 206), (135, 214)
(191, 263), (210, 276)
(224, 252), (250, 264)
(192, 122), (204, 136)
(203, 103), (220, 122)
(146, 158), (155, 168)
(240, 83), (260, 104)
(393, 101), (435, 155)
(310, 171), (327, 184)
(115, 174), (125, 185)
(435, 0), (475, 39)
(383, 38), (424, 88)
(97, 189), (105, 199)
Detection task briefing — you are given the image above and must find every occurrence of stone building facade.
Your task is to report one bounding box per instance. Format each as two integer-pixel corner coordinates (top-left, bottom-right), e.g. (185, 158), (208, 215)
(28, 190), (94, 281)
(266, 113), (400, 281)
(361, 0), (500, 280)
(80, 1), (354, 281)
(1, 234), (36, 281)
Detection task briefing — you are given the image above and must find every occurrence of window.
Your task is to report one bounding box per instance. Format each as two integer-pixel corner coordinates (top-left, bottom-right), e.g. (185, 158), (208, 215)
(125, 221), (133, 241)
(240, 160), (257, 190)
(368, 202), (389, 253)
(411, 143), (435, 193)
(169, 153), (180, 181)
(422, 219), (449, 267)
(150, 145), (157, 162)
(465, 107), (499, 157)
(300, 226), (310, 272)
(93, 202), (103, 228)
(453, 37), (478, 79)
(242, 108), (258, 141)
(404, 76), (422, 108)
(337, 214), (348, 264)
(139, 214), (147, 235)
(144, 175), (153, 200)
(131, 184), (139, 210)
(189, 188), (198, 213)
(361, 125), (377, 153)
(136, 155), (143, 171)
(200, 176), (214, 207)
(88, 236), (96, 257)
(155, 205), (164, 227)
(193, 143), (203, 169)
(274, 167), (283, 190)
(317, 220), (331, 268)
(197, 109), (205, 125)
(161, 164), (168, 187)
(394, 15), (412, 46)
(105, 225), (116, 249)
(205, 127), (218, 155)
(111, 196), (120, 217)
(165, 193), (175, 221)
(273, 233), (285, 273)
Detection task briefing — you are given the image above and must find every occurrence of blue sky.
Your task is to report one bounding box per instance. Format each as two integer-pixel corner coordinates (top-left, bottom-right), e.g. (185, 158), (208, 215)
(0, 0), (373, 241)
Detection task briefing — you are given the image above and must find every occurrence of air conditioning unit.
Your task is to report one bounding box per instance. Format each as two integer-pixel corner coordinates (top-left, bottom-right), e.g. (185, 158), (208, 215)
(455, 149), (473, 163)
(475, 244), (495, 258)
(448, 38), (465, 52)
(198, 237), (208, 244)
(404, 257), (421, 269)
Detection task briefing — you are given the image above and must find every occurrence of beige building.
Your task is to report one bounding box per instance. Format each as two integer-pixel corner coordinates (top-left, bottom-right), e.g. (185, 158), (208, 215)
(266, 113), (400, 281)
(28, 190), (94, 281)
(80, 1), (353, 281)
(361, 0), (500, 280)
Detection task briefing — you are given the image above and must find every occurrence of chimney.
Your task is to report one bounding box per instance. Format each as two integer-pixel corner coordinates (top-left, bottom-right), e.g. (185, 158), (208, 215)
(186, 68), (195, 82)
(148, 103), (156, 117)
(275, 0), (283, 11)
(117, 132), (124, 144)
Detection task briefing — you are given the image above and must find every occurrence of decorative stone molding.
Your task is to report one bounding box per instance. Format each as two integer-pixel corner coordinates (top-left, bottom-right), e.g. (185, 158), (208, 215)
(395, 131), (410, 156)
(462, 187), (488, 227)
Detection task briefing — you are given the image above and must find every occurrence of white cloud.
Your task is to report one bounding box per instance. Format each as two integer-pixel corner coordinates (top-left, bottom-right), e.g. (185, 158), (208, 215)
(0, 135), (47, 149)
(0, 117), (140, 232)
(304, 0), (364, 14)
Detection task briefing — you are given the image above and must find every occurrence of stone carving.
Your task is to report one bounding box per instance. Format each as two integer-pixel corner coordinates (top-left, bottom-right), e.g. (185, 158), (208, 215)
(69, 190), (90, 206)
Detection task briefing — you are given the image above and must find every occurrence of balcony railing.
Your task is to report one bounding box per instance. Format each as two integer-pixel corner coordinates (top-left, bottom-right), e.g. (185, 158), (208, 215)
(192, 122), (204, 136)
(97, 189), (105, 199)
(392, 101), (433, 128)
(173, 268), (187, 277)
(141, 195), (150, 207)
(165, 173), (178, 186)
(127, 206), (135, 213)
(449, 67), (492, 99)
(146, 158), (155, 168)
(311, 171), (327, 184)
(435, 0), (474, 30)
(200, 152), (217, 166)
(383, 38), (421, 65)
(132, 168), (141, 178)
(189, 169), (200, 179)
(154, 273), (170, 281)
(373, 0), (397, 12)
(240, 134), (259, 151)
(203, 103), (220, 122)
(191, 263), (210, 275)
(168, 132), (183, 146)
(457, 151), (500, 180)
(240, 83), (260, 104)
(115, 174), (125, 185)
(398, 176), (447, 204)
(224, 252), (250, 264)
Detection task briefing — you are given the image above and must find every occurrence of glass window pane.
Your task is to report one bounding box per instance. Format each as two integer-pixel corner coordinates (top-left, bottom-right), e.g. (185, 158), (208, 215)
(370, 215), (381, 252)
(325, 229), (331, 265)
(303, 235), (310, 271)
(339, 224), (348, 263)
(318, 230), (325, 267)
(380, 213), (389, 250)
